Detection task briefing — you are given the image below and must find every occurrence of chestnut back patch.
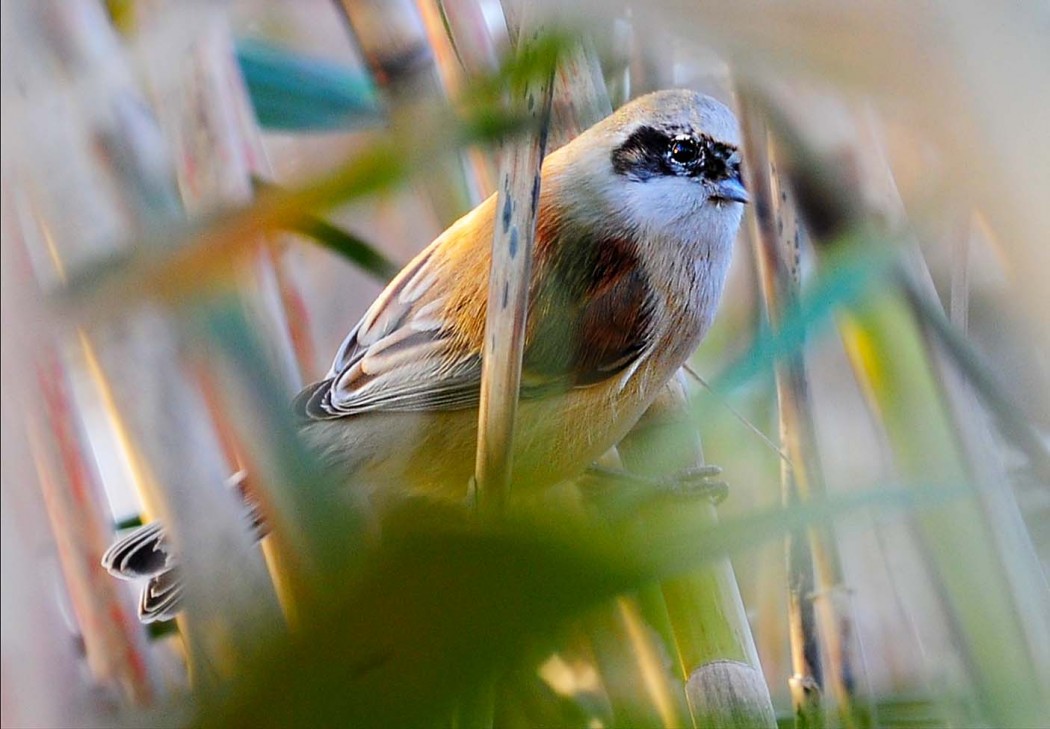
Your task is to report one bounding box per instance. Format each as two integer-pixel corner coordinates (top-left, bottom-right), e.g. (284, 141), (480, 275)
(524, 224), (656, 389)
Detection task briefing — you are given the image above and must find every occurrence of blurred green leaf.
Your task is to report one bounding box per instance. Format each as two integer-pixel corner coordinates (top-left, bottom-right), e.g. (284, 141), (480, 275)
(56, 27), (571, 325)
(236, 39), (381, 131)
(840, 291), (1050, 728)
(707, 239), (896, 398)
(197, 484), (954, 728)
(195, 300), (371, 588)
(252, 178), (398, 282)
(288, 214), (399, 282)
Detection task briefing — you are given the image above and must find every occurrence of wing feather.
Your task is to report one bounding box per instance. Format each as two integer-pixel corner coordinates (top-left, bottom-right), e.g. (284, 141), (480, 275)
(298, 198), (657, 421)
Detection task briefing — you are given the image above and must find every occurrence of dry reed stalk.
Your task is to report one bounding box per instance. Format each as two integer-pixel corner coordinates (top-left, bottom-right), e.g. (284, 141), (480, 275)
(738, 93), (872, 727)
(437, 0), (512, 210)
(0, 10), (163, 703)
(0, 223), (111, 726)
(336, 0), (478, 224)
(737, 97), (825, 728)
(439, 5), (554, 720)
(623, 17), (675, 99)
(4, 0), (282, 695)
(81, 4), (285, 680)
(500, 16), (776, 722)
(416, 0), (495, 200)
(756, 84), (1048, 726)
(189, 361), (310, 627)
(545, 41), (611, 149)
(3, 157), (157, 710)
(853, 112), (1050, 700)
(440, 0), (506, 72)
(495, 16), (696, 720)
(141, 1), (309, 653)
(29, 347), (156, 706)
(178, 12), (328, 625)
(498, 1), (610, 151)
(473, 2), (555, 511)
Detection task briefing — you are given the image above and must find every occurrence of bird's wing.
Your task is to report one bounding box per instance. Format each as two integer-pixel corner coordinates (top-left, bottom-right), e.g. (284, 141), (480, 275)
(297, 211), (488, 419)
(296, 201), (657, 421)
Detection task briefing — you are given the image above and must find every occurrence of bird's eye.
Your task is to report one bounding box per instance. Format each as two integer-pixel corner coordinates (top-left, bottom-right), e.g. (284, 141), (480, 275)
(668, 136), (700, 165)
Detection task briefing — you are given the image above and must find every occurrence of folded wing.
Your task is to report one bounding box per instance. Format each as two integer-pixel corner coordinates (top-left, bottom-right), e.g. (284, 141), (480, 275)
(297, 206), (657, 420)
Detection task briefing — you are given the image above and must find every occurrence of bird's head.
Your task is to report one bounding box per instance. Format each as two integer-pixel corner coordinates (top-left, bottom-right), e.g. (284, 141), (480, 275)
(547, 89), (746, 246)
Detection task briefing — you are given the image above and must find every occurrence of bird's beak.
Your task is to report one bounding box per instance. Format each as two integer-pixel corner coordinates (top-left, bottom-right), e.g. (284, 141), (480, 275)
(712, 174), (749, 204)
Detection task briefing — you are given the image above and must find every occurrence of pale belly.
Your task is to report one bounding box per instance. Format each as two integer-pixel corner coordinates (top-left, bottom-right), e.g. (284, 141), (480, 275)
(299, 355), (674, 502)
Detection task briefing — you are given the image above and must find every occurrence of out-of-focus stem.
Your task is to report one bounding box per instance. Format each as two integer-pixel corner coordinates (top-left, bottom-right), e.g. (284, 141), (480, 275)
(617, 374), (777, 728)
(499, 0), (611, 152)
(29, 347), (156, 706)
(545, 40), (611, 151)
(854, 110), (1050, 704)
(0, 224), (107, 724)
(504, 21), (695, 725)
(337, 0), (477, 224)
(838, 293), (1048, 727)
(760, 84), (1048, 726)
(585, 597), (690, 728)
(949, 220), (971, 333)
(417, 0), (495, 200)
(739, 91), (865, 729)
(45, 2), (286, 682)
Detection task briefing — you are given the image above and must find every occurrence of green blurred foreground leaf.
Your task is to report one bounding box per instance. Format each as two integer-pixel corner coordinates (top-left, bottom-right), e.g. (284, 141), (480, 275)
(197, 485), (956, 728)
(195, 301), (371, 592)
(236, 40), (382, 131)
(234, 28), (570, 133)
(286, 214), (399, 282)
(55, 30), (570, 326)
(701, 239), (896, 413)
(251, 178), (398, 282)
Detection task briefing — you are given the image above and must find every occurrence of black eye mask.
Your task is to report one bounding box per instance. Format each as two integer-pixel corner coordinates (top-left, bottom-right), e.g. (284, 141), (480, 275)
(611, 125), (739, 183)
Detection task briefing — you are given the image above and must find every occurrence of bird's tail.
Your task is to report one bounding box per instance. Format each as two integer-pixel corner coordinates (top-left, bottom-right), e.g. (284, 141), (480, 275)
(101, 471), (268, 624)
(102, 518), (183, 623)
(140, 569), (183, 623)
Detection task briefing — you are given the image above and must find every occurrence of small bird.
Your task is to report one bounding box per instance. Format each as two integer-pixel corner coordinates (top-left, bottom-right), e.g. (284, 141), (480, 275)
(103, 89), (747, 622)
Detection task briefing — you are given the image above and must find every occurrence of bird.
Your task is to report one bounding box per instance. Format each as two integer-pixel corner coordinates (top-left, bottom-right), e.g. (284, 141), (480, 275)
(102, 88), (748, 622)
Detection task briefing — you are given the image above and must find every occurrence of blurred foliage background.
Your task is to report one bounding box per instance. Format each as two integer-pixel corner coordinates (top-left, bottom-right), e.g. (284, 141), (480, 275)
(1, 1), (1048, 728)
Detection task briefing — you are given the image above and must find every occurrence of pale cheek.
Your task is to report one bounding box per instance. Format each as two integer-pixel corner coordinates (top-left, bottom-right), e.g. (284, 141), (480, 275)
(615, 178), (736, 239)
(580, 175), (744, 249)
(622, 178), (702, 229)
